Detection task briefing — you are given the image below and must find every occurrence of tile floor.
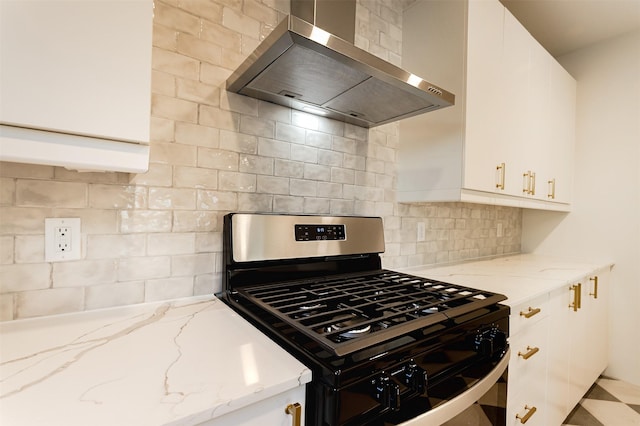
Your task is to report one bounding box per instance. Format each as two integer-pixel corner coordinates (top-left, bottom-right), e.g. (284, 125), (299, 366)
(563, 376), (640, 425)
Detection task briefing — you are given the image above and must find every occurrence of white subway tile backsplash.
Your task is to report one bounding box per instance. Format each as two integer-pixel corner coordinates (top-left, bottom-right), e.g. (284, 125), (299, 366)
(237, 193), (273, 212)
(0, 236), (13, 264)
(257, 175), (289, 194)
(0, 263), (50, 292)
(145, 277), (194, 302)
(87, 234), (146, 259)
(240, 115), (275, 138)
(174, 166), (218, 190)
(291, 144), (318, 163)
(177, 33), (223, 67)
(120, 210), (172, 233)
(222, 6), (261, 38)
(89, 184), (147, 209)
(85, 281), (145, 310)
(172, 253), (215, 276)
(239, 155), (274, 175)
(197, 189), (237, 211)
(173, 211), (219, 232)
(149, 187), (196, 210)
(303, 163), (331, 181)
(16, 180), (87, 208)
(258, 138), (291, 159)
(0, 178), (15, 205)
(16, 287), (84, 319)
(273, 195), (304, 213)
(0, 294), (13, 321)
(14, 235), (44, 263)
(118, 256), (171, 282)
(147, 233), (196, 256)
(53, 259), (118, 287)
(0, 0), (522, 321)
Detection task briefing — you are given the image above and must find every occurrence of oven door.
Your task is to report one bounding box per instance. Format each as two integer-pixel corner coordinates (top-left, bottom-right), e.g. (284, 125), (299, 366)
(398, 349), (509, 426)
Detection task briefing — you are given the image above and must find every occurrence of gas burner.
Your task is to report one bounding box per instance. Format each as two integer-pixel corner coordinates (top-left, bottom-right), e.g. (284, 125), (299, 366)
(323, 314), (371, 339)
(300, 303), (325, 310)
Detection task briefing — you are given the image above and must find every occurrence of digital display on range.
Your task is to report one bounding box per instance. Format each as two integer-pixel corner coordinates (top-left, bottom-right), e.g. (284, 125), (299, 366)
(295, 224), (346, 241)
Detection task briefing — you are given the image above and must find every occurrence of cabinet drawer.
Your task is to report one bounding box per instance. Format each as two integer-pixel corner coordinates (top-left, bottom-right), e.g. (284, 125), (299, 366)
(510, 293), (549, 335)
(508, 394), (546, 426)
(508, 318), (548, 400)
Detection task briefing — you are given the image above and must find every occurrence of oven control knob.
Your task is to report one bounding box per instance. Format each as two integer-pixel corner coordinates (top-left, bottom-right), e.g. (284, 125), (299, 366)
(372, 375), (401, 412)
(404, 362), (428, 395)
(475, 327), (507, 357)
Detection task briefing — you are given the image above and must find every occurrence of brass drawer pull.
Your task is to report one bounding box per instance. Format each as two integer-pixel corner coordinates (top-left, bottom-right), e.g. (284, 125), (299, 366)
(516, 405), (537, 424)
(286, 402), (302, 426)
(496, 162), (506, 190)
(590, 276), (599, 299)
(569, 283), (581, 312)
(517, 346), (539, 360)
(519, 307), (541, 318)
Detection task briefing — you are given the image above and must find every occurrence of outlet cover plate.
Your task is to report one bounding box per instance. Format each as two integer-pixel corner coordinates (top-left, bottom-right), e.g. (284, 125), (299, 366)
(45, 218), (81, 262)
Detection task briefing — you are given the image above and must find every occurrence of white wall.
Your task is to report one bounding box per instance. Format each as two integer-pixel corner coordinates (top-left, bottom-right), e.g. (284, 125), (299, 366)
(522, 30), (640, 385)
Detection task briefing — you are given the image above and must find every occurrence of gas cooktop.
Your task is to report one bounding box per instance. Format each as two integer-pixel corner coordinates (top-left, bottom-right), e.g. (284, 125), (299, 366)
(237, 269), (505, 356)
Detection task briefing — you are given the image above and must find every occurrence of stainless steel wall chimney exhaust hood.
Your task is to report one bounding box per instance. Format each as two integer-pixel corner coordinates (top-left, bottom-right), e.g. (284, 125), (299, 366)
(226, 0), (455, 128)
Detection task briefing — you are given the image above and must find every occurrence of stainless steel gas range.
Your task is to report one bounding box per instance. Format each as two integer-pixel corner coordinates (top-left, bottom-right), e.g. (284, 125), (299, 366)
(218, 213), (509, 425)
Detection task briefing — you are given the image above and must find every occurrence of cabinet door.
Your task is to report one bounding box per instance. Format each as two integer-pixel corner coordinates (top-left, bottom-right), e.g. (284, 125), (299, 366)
(544, 60), (576, 203)
(546, 285), (572, 425)
(583, 268), (610, 385)
(463, 0), (507, 194)
(501, 9), (532, 198)
(201, 386), (306, 426)
(507, 319), (548, 426)
(0, 0), (152, 143)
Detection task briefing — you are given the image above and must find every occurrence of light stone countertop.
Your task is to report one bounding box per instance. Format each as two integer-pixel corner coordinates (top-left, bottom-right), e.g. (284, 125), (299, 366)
(401, 253), (613, 307)
(0, 296), (312, 426)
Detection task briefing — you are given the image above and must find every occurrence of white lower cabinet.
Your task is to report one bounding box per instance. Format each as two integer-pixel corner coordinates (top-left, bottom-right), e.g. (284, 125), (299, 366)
(507, 295), (549, 425)
(199, 386), (305, 426)
(508, 267), (610, 425)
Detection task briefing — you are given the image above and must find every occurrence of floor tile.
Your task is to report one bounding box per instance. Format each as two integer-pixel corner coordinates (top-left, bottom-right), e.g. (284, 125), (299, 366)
(564, 402), (605, 426)
(597, 378), (640, 405)
(584, 382), (621, 402)
(581, 399), (640, 425)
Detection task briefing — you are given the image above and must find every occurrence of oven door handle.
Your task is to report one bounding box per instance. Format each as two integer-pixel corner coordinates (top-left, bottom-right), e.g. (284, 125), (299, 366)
(398, 349), (510, 426)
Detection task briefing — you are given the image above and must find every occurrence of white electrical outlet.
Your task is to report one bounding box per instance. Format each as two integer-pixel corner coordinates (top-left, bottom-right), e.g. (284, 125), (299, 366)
(417, 222), (426, 242)
(45, 218), (81, 262)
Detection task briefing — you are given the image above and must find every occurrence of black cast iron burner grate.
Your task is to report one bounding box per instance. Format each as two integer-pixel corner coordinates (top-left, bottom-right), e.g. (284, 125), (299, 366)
(236, 269), (506, 356)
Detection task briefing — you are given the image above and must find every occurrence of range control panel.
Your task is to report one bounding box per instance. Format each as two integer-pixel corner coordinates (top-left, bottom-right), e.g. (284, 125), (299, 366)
(295, 224), (346, 241)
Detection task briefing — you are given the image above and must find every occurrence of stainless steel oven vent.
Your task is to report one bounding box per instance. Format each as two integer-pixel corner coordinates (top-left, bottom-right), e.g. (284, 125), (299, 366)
(226, 0), (455, 128)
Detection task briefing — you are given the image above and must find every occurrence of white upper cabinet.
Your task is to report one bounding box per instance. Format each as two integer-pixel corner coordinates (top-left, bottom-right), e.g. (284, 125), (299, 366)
(0, 0), (152, 173)
(399, 0), (575, 210)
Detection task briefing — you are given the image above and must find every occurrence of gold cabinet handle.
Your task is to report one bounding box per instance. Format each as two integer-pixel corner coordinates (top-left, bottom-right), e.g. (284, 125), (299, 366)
(517, 346), (540, 360)
(516, 405), (537, 424)
(519, 307), (541, 318)
(589, 276), (598, 299)
(577, 282), (582, 309)
(548, 178), (556, 199)
(530, 172), (536, 195)
(523, 171), (530, 194)
(569, 283), (582, 312)
(284, 402), (302, 426)
(285, 402), (301, 426)
(496, 162), (506, 190)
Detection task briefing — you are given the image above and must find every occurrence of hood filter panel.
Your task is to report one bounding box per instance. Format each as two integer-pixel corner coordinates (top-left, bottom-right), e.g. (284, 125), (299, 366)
(227, 16), (454, 128)
(246, 44), (369, 106)
(325, 78), (438, 124)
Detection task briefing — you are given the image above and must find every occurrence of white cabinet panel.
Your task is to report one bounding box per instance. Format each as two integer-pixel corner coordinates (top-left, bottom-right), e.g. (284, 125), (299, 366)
(0, 0), (152, 172)
(199, 386), (306, 426)
(399, 0), (574, 211)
